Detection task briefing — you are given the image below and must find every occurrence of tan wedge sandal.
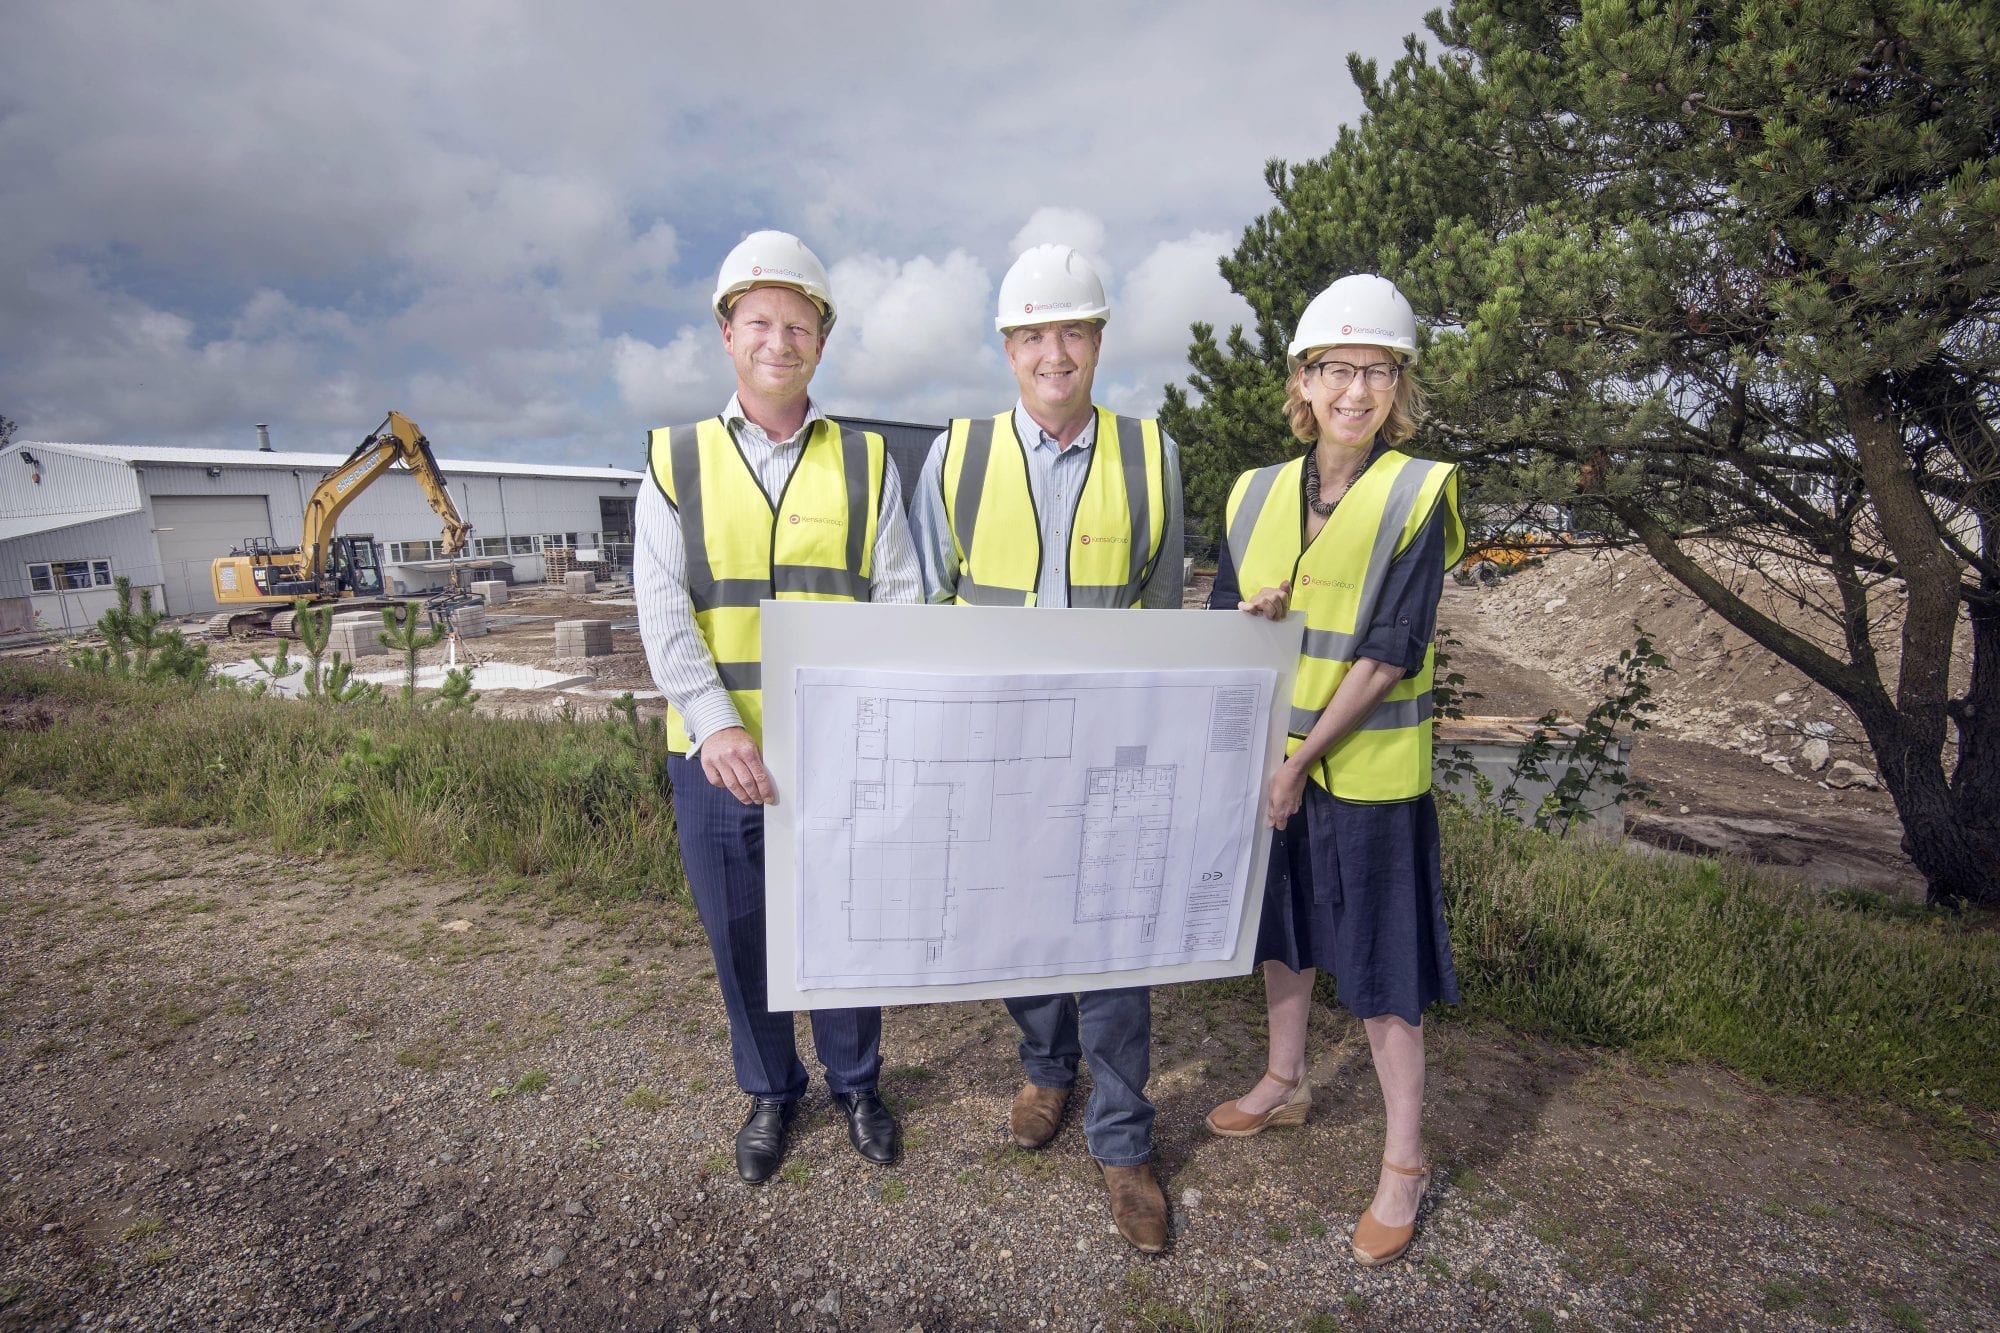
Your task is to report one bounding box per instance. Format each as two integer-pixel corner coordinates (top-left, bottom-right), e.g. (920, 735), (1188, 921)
(1203, 1069), (1311, 1137)
(1350, 1159), (1429, 1266)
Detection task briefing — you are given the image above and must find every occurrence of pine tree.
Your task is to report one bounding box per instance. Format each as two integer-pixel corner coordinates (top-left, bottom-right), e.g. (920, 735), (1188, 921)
(1164, 0), (1998, 906)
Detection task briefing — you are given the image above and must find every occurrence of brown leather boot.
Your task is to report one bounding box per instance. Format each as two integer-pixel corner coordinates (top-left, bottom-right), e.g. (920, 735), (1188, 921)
(1008, 1082), (1069, 1149)
(1098, 1161), (1168, 1254)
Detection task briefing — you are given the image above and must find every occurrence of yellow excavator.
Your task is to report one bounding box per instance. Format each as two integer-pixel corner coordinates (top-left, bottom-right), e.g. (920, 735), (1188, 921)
(207, 411), (472, 638)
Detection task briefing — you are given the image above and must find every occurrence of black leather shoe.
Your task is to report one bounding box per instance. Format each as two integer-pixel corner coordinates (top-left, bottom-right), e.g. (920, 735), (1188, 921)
(734, 1096), (798, 1184)
(834, 1089), (900, 1165)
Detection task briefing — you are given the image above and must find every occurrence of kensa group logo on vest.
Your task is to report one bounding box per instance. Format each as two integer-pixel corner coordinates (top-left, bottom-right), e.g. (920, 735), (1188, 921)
(1078, 533), (1130, 545)
(788, 513), (840, 526)
(1298, 572), (1356, 590)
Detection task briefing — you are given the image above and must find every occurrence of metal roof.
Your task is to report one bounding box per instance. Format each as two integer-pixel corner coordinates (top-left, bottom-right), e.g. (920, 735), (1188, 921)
(0, 504), (146, 543)
(23, 441), (645, 482)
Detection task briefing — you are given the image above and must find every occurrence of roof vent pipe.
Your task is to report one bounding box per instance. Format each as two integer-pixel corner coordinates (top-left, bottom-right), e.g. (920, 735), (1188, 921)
(256, 423), (273, 452)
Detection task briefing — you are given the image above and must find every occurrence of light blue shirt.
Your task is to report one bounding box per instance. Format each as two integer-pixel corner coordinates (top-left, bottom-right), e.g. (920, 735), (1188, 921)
(908, 404), (1185, 609)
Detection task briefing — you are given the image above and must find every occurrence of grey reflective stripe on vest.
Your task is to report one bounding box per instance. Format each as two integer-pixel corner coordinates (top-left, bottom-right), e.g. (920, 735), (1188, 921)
(1290, 458), (1448, 735)
(715, 661), (761, 692)
(1068, 413), (1155, 605)
(1068, 584), (1131, 608)
(771, 565), (871, 599)
(1227, 464), (1284, 581)
(952, 577), (1031, 606)
(670, 420), (748, 614)
(951, 416), (997, 571)
(1115, 415), (1153, 592)
(839, 422), (872, 585)
(691, 578), (767, 612)
(1288, 690), (1433, 739)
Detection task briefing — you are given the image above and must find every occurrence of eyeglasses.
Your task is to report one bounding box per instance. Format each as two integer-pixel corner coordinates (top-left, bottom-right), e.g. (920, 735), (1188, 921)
(1304, 359), (1401, 391)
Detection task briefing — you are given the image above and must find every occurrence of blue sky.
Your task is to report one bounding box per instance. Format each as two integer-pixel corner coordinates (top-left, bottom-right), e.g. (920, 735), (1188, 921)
(0, 1), (1434, 466)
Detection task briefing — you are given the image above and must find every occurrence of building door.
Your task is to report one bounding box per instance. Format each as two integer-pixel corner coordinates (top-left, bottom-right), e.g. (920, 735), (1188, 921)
(151, 495), (275, 614)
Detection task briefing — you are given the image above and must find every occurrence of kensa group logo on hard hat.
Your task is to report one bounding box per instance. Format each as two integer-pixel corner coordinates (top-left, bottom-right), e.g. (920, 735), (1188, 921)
(1341, 323), (1400, 339)
(1024, 300), (1076, 315)
(753, 264), (808, 282)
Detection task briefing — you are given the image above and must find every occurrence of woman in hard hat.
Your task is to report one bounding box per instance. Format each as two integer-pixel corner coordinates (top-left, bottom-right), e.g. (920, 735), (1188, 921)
(1204, 273), (1465, 1267)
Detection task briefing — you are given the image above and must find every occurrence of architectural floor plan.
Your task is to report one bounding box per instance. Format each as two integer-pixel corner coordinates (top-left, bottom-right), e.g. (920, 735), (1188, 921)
(793, 667), (1275, 991)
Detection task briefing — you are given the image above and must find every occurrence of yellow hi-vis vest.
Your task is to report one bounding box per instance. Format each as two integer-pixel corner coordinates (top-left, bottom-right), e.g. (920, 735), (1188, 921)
(939, 407), (1165, 607)
(1225, 449), (1465, 801)
(648, 416), (885, 754)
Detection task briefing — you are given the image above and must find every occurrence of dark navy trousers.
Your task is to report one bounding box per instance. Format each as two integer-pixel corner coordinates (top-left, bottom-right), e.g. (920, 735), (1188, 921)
(668, 754), (882, 1101)
(1005, 987), (1154, 1166)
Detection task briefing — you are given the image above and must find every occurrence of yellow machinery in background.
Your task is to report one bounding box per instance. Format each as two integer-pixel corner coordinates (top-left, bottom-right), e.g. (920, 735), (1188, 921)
(207, 411), (472, 637)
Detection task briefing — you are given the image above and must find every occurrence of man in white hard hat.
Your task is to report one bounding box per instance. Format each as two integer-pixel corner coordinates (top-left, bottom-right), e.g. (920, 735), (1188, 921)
(636, 229), (923, 1184)
(907, 243), (1185, 1252)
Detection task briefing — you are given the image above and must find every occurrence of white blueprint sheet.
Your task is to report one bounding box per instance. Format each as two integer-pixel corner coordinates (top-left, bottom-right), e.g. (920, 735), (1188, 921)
(794, 667), (1273, 990)
(761, 603), (1302, 1010)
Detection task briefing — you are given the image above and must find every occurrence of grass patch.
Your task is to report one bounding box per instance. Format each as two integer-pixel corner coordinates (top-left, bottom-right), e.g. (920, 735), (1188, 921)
(393, 1038), (449, 1072)
(0, 663), (688, 906)
(121, 1215), (163, 1242)
(7, 663), (1995, 1138)
(511, 1069), (552, 1095)
(621, 1086), (670, 1111)
(1435, 802), (2000, 1138)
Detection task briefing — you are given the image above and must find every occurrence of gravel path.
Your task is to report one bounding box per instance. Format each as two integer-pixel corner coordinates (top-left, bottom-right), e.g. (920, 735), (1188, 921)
(1, 800), (1993, 1331)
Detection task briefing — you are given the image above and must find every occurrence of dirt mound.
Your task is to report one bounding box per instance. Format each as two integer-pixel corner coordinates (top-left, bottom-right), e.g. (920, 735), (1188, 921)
(1448, 542), (1971, 777)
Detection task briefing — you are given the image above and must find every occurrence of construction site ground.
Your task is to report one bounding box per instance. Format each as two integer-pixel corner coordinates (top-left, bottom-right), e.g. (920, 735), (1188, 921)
(175, 554), (1926, 895)
(3, 554), (1985, 1330)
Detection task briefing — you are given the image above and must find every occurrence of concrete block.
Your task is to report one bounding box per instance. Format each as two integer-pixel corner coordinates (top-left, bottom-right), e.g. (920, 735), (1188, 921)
(448, 606), (488, 638)
(563, 570), (598, 595)
(553, 618), (614, 657)
(329, 621), (384, 658)
(472, 580), (509, 606)
(332, 609), (382, 628)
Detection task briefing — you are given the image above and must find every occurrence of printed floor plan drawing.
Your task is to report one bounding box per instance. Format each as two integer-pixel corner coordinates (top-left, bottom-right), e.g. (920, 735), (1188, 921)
(1076, 755), (1175, 942)
(793, 667), (1275, 993)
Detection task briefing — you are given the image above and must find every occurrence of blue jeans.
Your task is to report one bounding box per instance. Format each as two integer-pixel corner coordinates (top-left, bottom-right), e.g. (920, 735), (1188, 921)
(1005, 987), (1153, 1166)
(669, 754), (882, 1100)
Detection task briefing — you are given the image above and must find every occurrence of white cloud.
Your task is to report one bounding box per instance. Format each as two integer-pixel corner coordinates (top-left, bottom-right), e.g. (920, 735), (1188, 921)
(1007, 208), (1109, 266)
(822, 251), (1000, 415)
(611, 329), (733, 423)
(0, 1), (1433, 457)
(1113, 232), (1256, 362)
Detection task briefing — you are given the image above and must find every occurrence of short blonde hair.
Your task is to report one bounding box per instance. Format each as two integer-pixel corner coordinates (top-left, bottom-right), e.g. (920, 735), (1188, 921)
(1283, 348), (1425, 446)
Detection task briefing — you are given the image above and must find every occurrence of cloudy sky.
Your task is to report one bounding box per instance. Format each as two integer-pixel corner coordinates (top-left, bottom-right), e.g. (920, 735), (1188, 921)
(1, 1), (1432, 466)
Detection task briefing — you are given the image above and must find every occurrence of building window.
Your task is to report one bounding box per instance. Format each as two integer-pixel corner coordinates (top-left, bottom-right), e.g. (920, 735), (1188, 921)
(27, 559), (112, 593)
(508, 535), (536, 556)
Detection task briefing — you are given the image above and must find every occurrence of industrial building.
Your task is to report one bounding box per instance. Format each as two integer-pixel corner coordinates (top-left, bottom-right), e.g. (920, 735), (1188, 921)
(0, 415), (943, 637)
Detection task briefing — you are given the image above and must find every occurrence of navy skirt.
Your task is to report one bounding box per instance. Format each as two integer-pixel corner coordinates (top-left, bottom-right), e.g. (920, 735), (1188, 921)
(1256, 785), (1459, 1026)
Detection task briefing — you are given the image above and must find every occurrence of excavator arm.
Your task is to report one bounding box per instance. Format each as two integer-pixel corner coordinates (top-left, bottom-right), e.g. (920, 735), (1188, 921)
(299, 411), (471, 575)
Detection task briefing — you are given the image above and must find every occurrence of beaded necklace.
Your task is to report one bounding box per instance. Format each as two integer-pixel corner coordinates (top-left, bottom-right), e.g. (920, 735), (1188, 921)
(1303, 449), (1358, 517)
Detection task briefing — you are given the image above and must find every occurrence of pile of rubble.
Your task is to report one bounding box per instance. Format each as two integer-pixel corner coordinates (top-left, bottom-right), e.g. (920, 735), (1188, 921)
(1453, 542), (1970, 795)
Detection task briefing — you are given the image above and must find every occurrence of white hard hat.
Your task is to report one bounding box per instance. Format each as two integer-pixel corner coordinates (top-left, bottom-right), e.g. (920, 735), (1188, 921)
(1288, 273), (1418, 363)
(995, 243), (1109, 332)
(713, 230), (837, 331)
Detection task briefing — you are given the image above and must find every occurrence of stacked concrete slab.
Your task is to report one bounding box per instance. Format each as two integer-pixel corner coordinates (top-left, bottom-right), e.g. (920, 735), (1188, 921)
(563, 571), (598, 595)
(449, 606), (489, 638)
(554, 619), (613, 657)
(329, 620), (384, 658)
(472, 580), (508, 606)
